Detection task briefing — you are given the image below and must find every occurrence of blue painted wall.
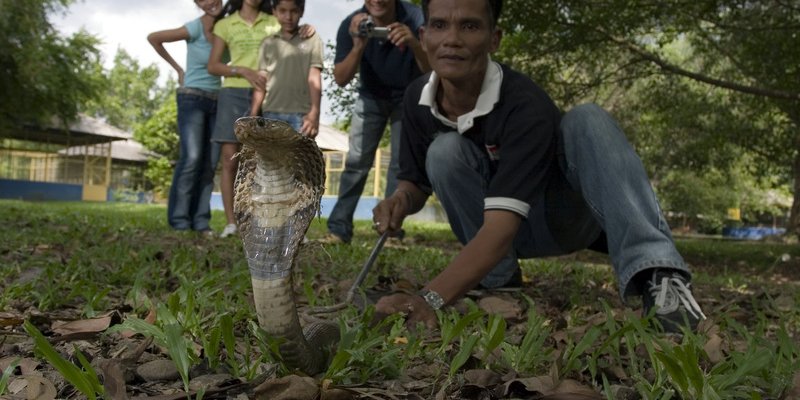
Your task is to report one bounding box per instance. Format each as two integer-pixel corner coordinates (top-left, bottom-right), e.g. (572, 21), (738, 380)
(0, 180), (446, 222)
(210, 193), (378, 220)
(210, 193), (446, 222)
(722, 226), (786, 240)
(0, 179), (83, 201)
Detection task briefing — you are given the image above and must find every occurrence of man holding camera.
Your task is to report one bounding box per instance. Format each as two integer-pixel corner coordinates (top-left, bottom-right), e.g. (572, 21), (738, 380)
(322, 0), (430, 244)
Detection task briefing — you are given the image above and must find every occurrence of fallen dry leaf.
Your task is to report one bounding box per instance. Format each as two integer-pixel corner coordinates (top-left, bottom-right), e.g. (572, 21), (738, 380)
(478, 296), (524, 320)
(19, 357), (41, 375)
(51, 311), (121, 336)
(7, 375), (57, 400)
(320, 387), (357, 400)
(98, 358), (129, 400)
(254, 375), (319, 400)
(464, 368), (502, 387)
(704, 332), (725, 364)
(503, 376), (600, 398)
(0, 311), (24, 327)
(786, 370), (800, 399)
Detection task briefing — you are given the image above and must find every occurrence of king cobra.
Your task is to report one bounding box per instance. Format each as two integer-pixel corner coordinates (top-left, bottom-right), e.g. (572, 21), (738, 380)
(233, 117), (339, 375)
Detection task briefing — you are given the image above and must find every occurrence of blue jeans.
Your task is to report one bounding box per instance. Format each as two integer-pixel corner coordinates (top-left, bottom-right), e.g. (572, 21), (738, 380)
(427, 104), (688, 297)
(262, 111), (304, 132)
(327, 96), (403, 242)
(212, 88), (252, 143)
(168, 90), (220, 231)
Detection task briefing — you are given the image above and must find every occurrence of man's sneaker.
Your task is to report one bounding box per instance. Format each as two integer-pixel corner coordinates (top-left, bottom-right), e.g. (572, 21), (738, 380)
(198, 229), (216, 238)
(316, 232), (348, 244)
(642, 269), (706, 333)
(220, 224), (238, 238)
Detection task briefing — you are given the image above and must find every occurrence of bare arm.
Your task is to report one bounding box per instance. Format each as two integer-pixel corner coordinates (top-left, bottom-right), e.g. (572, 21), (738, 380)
(375, 187), (520, 299)
(147, 26), (190, 86)
(386, 22), (430, 73)
(207, 34), (232, 77)
(207, 34), (265, 89)
(301, 67), (322, 138)
(333, 13), (369, 87)
(425, 210), (521, 302)
(374, 207), (521, 328)
(372, 180), (429, 235)
(249, 71), (268, 116)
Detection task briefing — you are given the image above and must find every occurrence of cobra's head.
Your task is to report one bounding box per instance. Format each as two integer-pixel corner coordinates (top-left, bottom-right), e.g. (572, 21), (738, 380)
(233, 117), (299, 147)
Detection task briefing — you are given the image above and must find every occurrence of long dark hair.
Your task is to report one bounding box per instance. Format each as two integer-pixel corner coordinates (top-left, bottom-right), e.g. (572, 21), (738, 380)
(215, 0), (272, 23)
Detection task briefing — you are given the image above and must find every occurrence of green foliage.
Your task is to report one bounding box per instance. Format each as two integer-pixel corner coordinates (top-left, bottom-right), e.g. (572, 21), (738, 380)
(500, 300), (552, 374)
(448, 333), (479, 378)
(3, 201), (800, 397)
(24, 321), (104, 399)
(83, 49), (173, 130)
(0, 0), (105, 132)
(132, 97), (179, 196)
(0, 358), (19, 396)
(143, 156), (175, 198)
(325, 307), (405, 384)
(493, 0), (800, 233)
(657, 169), (740, 234)
(321, 42), (357, 125)
(134, 96), (178, 157)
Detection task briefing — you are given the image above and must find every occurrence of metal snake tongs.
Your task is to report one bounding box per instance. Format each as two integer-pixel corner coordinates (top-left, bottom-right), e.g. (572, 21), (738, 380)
(308, 231), (389, 314)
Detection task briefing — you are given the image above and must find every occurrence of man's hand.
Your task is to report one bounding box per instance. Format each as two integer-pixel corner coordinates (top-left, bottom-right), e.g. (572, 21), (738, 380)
(300, 112), (319, 138)
(375, 292), (437, 329)
(386, 22), (418, 51)
(240, 68), (266, 90)
(298, 23), (316, 39)
(372, 191), (410, 236)
(347, 13), (370, 45)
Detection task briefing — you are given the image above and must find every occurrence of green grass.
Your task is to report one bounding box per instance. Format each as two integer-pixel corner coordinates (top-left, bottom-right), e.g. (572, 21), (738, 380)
(1, 199), (799, 399)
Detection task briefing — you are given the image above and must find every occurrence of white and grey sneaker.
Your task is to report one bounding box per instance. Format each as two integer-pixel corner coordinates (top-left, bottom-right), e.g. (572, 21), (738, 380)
(220, 224), (237, 238)
(642, 269), (706, 333)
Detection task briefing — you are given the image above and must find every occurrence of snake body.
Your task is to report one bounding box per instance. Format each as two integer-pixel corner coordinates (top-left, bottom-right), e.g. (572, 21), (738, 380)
(233, 117), (339, 375)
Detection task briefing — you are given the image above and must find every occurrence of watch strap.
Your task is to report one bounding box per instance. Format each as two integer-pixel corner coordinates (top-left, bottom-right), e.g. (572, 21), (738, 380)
(418, 289), (445, 310)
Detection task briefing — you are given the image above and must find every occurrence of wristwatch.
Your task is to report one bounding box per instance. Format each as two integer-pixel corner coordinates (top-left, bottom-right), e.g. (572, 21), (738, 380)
(418, 289), (445, 310)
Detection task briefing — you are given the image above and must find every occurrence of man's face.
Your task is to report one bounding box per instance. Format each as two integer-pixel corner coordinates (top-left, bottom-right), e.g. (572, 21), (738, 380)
(421, 0), (500, 84)
(365, 0), (396, 20)
(274, 0), (303, 32)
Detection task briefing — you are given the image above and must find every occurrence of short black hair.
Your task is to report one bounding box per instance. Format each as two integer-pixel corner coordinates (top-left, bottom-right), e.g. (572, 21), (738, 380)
(421, 0), (502, 28)
(271, 0), (305, 10)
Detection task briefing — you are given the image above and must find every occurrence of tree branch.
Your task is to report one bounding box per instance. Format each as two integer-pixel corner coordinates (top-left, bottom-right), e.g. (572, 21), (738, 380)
(597, 28), (800, 101)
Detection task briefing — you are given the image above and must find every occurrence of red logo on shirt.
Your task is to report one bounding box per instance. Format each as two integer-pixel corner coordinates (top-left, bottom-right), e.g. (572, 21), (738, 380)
(485, 144), (500, 161)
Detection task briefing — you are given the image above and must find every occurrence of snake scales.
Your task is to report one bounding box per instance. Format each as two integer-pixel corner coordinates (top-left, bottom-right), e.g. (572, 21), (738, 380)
(233, 117), (339, 375)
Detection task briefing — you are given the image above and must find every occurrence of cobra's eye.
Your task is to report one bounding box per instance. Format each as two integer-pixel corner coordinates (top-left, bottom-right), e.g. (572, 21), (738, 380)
(256, 118), (267, 128)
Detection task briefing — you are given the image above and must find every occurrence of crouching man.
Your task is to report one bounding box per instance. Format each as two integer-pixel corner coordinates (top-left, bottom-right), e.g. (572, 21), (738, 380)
(371, 0), (705, 333)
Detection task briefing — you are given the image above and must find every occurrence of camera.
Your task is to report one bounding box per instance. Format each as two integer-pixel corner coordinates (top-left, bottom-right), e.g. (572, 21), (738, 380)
(357, 16), (390, 39)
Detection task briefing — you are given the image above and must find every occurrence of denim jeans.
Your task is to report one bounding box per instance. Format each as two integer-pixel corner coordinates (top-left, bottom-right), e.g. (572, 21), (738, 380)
(168, 90), (220, 231)
(262, 111), (304, 132)
(212, 87), (252, 143)
(427, 104), (688, 297)
(327, 96), (403, 241)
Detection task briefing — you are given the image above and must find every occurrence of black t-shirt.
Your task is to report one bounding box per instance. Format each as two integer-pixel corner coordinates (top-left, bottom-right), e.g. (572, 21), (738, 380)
(398, 64), (562, 218)
(334, 0), (424, 101)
